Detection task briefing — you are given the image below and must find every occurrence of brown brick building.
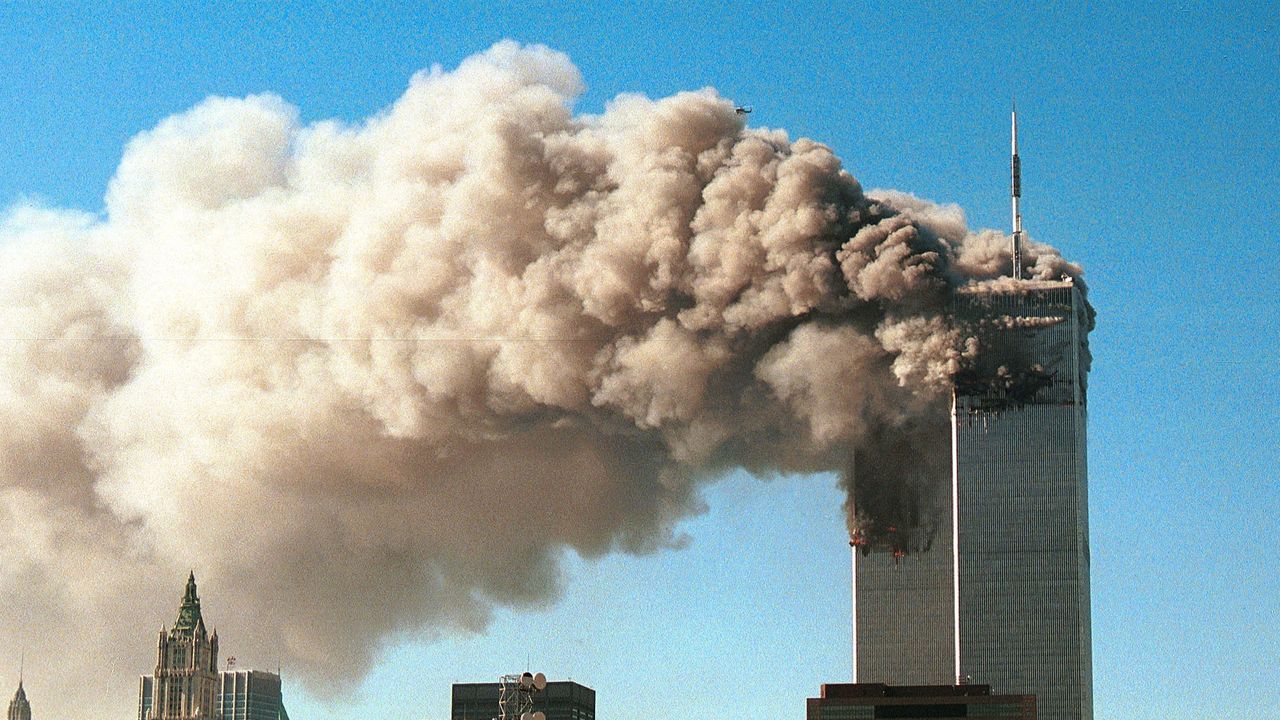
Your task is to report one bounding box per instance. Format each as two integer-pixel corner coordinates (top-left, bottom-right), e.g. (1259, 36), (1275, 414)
(807, 683), (1035, 720)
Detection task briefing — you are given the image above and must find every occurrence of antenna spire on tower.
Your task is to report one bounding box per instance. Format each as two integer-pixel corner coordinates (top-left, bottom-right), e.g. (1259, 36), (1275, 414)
(1011, 101), (1023, 279)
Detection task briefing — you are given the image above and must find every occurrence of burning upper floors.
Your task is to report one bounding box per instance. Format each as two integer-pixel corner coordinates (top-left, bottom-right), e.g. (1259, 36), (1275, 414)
(952, 278), (1092, 415)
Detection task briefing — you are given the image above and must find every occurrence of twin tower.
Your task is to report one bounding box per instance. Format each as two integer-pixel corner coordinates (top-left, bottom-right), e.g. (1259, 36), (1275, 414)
(851, 109), (1094, 720)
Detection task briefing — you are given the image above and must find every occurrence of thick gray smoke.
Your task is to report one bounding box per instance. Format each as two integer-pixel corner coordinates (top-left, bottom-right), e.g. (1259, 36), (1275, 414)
(0, 42), (1086, 717)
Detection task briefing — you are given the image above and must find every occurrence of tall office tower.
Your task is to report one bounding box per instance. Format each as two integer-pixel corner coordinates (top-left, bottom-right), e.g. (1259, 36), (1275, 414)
(853, 279), (1092, 720)
(853, 107), (1091, 720)
(6, 681), (30, 720)
(216, 670), (289, 720)
(954, 280), (1091, 720)
(452, 680), (595, 720)
(140, 573), (220, 720)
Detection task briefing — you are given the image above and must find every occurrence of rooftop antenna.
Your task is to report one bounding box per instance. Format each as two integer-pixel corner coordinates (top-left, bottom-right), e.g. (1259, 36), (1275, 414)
(499, 672), (546, 720)
(1010, 101), (1023, 279)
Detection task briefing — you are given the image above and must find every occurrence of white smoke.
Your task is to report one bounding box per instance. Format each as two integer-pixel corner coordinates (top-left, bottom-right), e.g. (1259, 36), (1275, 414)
(0, 41), (1086, 718)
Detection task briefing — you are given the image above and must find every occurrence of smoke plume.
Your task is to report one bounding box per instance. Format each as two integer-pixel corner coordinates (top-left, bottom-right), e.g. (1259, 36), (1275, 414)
(0, 42), (1086, 717)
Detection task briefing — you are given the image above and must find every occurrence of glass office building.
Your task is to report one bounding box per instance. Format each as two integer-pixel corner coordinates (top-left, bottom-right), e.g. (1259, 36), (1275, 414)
(853, 280), (1092, 720)
(217, 671), (287, 720)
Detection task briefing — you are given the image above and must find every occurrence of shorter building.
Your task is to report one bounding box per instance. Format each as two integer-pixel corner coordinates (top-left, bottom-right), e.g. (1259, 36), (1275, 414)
(143, 671), (288, 720)
(138, 677), (152, 720)
(218, 670), (289, 720)
(452, 680), (594, 720)
(807, 683), (1035, 720)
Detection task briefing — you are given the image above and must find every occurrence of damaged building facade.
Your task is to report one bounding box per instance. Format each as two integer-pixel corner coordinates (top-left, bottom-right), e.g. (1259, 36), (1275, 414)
(852, 278), (1093, 720)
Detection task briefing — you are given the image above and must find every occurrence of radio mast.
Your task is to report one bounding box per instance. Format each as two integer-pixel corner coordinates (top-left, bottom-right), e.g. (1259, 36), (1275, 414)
(1011, 103), (1023, 279)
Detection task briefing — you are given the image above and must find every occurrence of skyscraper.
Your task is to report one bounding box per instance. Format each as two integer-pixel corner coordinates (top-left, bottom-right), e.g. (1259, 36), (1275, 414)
(852, 106), (1092, 720)
(140, 576), (290, 720)
(7, 681), (30, 720)
(140, 573), (220, 720)
(954, 280), (1091, 720)
(853, 279), (1092, 720)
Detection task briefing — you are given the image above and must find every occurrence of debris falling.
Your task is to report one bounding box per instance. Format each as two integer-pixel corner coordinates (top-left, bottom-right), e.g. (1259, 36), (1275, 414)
(0, 42), (1087, 716)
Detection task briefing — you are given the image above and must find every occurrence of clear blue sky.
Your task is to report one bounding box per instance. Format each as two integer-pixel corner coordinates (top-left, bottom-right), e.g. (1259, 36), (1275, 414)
(2, 2), (1276, 719)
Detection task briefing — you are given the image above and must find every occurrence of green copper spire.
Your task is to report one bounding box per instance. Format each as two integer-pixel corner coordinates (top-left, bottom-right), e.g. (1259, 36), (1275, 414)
(172, 571), (204, 636)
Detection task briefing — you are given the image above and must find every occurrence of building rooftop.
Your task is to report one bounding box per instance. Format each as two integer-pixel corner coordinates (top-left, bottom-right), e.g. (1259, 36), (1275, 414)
(820, 683), (995, 699)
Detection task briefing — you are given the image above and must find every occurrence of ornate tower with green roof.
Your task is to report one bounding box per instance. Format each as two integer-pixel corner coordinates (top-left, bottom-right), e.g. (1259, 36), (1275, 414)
(141, 573), (219, 720)
(7, 680), (31, 720)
